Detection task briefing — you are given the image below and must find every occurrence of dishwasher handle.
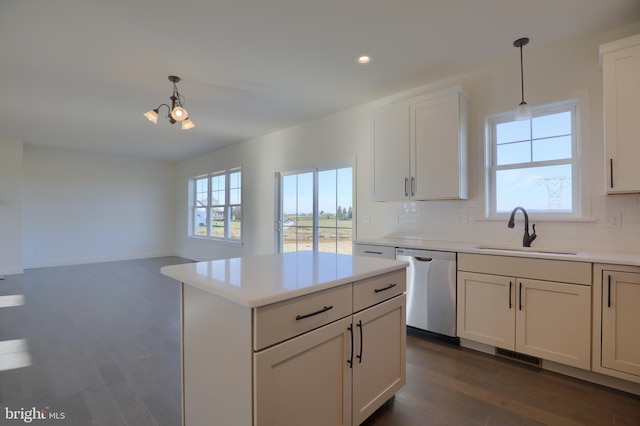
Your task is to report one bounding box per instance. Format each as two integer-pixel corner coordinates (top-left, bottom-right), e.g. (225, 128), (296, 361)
(414, 256), (433, 262)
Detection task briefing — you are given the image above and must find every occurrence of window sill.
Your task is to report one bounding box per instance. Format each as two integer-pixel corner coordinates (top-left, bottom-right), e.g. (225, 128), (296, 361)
(478, 216), (597, 223)
(188, 235), (243, 246)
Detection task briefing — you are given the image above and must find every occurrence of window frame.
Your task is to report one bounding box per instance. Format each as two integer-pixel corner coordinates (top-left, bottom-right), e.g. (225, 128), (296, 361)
(486, 99), (581, 218)
(190, 167), (242, 242)
(275, 163), (353, 254)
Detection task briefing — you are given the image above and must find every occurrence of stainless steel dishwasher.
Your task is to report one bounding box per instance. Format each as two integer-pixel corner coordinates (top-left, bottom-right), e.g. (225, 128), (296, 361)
(395, 248), (457, 338)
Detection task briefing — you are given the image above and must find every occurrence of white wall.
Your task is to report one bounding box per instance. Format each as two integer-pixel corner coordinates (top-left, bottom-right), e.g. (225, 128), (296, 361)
(0, 138), (23, 274)
(22, 146), (177, 268)
(176, 21), (640, 260)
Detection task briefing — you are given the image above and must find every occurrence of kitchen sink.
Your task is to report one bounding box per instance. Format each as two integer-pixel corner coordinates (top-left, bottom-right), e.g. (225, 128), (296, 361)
(474, 245), (577, 255)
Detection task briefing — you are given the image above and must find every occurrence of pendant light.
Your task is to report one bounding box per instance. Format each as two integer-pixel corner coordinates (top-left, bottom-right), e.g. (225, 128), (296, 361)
(144, 75), (196, 130)
(513, 37), (532, 121)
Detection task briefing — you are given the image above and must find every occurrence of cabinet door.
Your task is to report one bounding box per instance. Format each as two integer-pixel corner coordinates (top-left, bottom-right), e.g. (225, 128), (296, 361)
(515, 279), (591, 369)
(254, 316), (352, 426)
(457, 272), (515, 350)
(602, 271), (640, 377)
(411, 92), (467, 200)
(373, 104), (410, 201)
(603, 44), (640, 193)
(352, 295), (406, 426)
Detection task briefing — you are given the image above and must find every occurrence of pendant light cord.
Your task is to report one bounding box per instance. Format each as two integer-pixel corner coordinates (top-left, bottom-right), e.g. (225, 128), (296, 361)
(519, 44), (525, 105)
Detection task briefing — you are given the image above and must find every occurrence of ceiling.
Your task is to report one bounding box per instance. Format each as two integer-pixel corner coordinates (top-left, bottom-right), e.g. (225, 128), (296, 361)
(2, 1), (640, 162)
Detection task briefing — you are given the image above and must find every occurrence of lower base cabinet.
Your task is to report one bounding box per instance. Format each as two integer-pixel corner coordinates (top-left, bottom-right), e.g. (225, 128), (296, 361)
(254, 295), (406, 426)
(254, 317), (352, 426)
(457, 254), (592, 370)
(182, 268), (407, 426)
(593, 265), (640, 384)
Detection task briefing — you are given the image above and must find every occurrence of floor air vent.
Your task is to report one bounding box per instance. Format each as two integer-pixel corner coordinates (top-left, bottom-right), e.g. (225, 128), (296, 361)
(495, 348), (542, 367)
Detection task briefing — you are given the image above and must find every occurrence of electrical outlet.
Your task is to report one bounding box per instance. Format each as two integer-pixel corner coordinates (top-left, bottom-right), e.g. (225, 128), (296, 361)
(388, 214), (399, 224)
(361, 214), (370, 224)
(456, 214), (468, 225)
(606, 213), (621, 228)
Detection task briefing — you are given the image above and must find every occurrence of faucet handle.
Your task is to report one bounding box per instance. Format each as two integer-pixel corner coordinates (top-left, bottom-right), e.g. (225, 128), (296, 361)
(530, 224), (537, 242)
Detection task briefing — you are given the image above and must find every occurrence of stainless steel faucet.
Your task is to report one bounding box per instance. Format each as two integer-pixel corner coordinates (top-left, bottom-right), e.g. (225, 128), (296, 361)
(508, 206), (536, 247)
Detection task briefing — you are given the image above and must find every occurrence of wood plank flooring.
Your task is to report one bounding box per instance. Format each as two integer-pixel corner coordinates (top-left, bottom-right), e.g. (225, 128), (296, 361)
(1, 257), (639, 425)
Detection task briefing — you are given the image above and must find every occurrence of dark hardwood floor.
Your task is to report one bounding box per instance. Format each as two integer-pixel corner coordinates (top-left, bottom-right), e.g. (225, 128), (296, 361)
(1, 257), (639, 425)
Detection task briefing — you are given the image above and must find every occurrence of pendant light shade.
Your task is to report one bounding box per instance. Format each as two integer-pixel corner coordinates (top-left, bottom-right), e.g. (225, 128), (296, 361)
(143, 109), (159, 124)
(513, 37), (532, 121)
(181, 117), (195, 130)
(144, 75), (196, 130)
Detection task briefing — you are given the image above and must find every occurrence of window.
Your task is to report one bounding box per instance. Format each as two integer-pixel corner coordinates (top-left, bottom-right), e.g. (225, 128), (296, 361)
(192, 168), (242, 240)
(487, 100), (579, 217)
(276, 165), (353, 254)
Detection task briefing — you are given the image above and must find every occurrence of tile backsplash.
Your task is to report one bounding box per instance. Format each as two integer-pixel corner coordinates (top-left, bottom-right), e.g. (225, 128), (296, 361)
(359, 194), (640, 254)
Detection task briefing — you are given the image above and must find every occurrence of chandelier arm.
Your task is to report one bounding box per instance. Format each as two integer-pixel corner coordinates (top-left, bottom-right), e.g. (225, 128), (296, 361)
(155, 103), (172, 117)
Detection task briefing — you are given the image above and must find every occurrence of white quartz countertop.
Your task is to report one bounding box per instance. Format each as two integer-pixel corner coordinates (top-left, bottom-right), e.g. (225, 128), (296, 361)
(357, 237), (640, 267)
(161, 251), (408, 308)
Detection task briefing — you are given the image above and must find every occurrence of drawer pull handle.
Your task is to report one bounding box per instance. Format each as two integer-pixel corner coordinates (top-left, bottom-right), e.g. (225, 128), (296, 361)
(295, 305), (333, 320)
(607, 275), (611, 308)
(610, 158), (614, 188)
(374, 283), (397, 293)
(519, 282), (523, 311)
(363, 250), (383, 255)
(356, 320), (363, 363)
(347, 324), (353, 368)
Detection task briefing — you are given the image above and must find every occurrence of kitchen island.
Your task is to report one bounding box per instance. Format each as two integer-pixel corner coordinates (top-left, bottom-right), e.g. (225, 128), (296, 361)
(161, 251), (408, 426)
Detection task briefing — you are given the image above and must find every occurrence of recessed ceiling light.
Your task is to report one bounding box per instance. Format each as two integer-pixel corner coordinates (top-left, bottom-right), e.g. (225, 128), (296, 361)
(357, 55), (372, 64)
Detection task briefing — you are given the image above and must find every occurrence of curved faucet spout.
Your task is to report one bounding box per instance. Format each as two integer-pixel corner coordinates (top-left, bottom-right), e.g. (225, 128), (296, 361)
(508, 206), (537, 247)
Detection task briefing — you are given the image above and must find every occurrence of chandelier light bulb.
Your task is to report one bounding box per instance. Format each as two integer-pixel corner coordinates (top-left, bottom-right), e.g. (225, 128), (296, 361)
(171, 106), (188, 122)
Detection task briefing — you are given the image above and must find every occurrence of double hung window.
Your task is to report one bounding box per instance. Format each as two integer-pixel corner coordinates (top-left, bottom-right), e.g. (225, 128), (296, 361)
(487, 100), (579, 217)
(192, 168), (242, 240)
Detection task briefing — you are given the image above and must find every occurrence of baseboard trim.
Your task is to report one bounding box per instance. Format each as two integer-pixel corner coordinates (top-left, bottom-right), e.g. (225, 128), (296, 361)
(459, 339), (640, 396)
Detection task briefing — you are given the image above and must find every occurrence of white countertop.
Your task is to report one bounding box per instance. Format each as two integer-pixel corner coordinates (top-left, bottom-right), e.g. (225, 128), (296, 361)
(161, 251), (408, 308)
(357, 237), (640, 267)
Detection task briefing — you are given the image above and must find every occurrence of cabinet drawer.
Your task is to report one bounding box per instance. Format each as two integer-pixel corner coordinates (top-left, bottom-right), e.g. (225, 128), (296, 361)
(354, 243), (396, 259)
(353, 269), (406, 312)
(458, 253), (591, 285)
(253, 284), (353, 351)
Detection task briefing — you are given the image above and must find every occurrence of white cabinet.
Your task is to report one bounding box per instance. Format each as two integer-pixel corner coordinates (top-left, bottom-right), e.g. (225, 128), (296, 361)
(456, 271), (514, 349)
(353, 243), (396, 260)
(254, 317), (353, 426)
(457, 254), (592, 370)
(373, 104), (410, 201)
(182, 267), (406, 426)
(593, 264), (640, 384)
(600, 34), (640, 193)
(352, 295), (406, 425)
(373, 86), (468, 201)
(254, 271), (406, 426)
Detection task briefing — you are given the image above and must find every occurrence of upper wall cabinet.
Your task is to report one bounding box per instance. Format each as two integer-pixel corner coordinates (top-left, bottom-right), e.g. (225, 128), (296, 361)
(601, 34), (640, 193)
(373, 86), (468, 201)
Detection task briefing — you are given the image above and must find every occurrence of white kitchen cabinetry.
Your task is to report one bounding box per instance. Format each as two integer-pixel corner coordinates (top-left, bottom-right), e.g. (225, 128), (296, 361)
(600, 34), (640, 193)
(593, 264), (640, 384)
(373, 86), (468, 201)
(353, 243), (396, 260)
(457, 254), (592, 370)
(373, 104), (410, 201)
(256, 272), (406, 426)
(181, 265), (406, 426)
